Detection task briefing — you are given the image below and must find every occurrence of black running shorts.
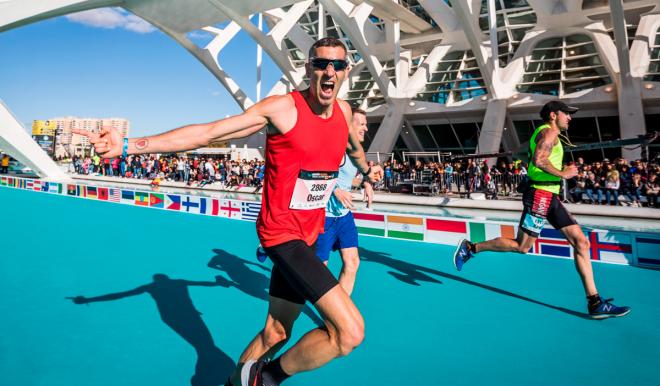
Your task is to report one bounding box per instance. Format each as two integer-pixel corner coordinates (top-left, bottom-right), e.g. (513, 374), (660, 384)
(519, 187), (577, 237)
(265, 239), (339, 305)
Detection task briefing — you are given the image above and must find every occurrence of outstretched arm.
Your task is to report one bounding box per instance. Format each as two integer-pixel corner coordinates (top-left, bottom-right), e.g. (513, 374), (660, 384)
(67, 286), (147, 304)
(72, 95), (291, 158)
(182, 276), (237, 288)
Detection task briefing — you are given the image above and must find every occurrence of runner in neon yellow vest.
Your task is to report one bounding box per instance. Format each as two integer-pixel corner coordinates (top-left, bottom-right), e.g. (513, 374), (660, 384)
(452, 100), (630, 319)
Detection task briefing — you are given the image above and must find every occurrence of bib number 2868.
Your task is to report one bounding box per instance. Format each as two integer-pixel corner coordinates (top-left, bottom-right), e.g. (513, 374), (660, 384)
(289, 170), (338, 210)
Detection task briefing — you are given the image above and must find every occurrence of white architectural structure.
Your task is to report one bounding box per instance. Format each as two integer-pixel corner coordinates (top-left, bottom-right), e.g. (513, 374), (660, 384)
(1, 0), (659, 171)
(0, 101), (69, 180)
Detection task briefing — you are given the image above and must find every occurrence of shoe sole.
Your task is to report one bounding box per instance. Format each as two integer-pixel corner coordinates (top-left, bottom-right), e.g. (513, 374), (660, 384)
(240, 359), (257, 386)
(453, 239), (466, 271)
(589, 308), (631, 319)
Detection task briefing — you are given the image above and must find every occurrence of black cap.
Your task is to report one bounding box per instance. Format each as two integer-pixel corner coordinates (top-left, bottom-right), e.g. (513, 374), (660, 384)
(540, 101), (579, 121)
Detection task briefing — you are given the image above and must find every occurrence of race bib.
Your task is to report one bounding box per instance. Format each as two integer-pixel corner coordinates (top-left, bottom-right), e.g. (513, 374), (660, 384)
(289, 170), (338, 210)
(522, 212), (546, 235)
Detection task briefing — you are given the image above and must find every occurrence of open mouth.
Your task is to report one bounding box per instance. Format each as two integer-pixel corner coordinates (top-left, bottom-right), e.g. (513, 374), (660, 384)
(320, 81), (335, 97)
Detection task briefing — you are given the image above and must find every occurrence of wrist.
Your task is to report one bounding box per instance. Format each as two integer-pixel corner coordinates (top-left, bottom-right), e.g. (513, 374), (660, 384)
(361, 166), (371, 177)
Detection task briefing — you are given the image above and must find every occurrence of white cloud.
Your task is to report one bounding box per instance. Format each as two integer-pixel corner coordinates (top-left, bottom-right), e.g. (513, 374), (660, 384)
(65, 8), (156, 34)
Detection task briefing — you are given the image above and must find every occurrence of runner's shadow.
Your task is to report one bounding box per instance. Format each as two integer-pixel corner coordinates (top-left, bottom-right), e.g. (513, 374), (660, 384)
(359, 247), (593, 319)
(208, 249), (324, 326)
(67, 274), (235, 386)
(359, 248), (443, 286)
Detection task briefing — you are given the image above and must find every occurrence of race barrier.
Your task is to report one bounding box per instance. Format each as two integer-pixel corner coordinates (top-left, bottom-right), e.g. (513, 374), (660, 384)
(2, 176), (658, 268)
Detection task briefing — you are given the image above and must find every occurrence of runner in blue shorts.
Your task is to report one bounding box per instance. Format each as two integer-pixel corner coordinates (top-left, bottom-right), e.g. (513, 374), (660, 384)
(315, 107), (371, 295)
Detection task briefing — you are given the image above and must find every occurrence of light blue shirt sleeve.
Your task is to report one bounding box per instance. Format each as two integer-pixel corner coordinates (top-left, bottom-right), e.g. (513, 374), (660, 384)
(326, 154), (358, 217)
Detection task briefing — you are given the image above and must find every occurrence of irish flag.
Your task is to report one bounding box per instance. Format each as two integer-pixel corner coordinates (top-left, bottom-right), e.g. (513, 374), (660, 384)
(387, 215), (424, 241)
(353, 212), (385, 236)
(468, 222), (516, 243)
(425, 218), (467, 245)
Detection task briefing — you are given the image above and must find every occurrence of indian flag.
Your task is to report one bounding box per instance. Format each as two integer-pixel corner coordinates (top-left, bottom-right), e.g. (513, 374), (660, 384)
(425, 218), (467, 245)
(353, 212), (385, 236)
(387, 215), (424, 241)
(468, 222), (516, 243)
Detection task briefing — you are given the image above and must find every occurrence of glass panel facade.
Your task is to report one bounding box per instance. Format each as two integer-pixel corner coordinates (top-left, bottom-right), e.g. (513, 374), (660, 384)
(478, 0), (537, 66)
(414, 51), (488, 104)
(645, 28), (660, 82)
(518, 34), (612, 96)
(399, 0), (436, 26)
(644, 115), (660, 157)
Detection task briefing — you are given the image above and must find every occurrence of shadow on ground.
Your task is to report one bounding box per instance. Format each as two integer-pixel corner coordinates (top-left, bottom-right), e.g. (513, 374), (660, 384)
(68, 273), (236, 385)
(359, 247), (592, 319)
(208, 248), (324, 326)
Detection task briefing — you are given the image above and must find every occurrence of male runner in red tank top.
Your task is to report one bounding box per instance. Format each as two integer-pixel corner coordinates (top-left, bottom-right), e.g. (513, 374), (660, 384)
(75, 38), (383, 386)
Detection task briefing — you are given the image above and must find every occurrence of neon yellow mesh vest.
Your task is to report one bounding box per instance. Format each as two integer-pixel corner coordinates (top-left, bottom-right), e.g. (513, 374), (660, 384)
(528, 124), (563, 194)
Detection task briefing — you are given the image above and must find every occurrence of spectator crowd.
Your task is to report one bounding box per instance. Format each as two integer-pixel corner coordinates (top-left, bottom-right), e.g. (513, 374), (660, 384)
(55, 153), (660, 208)
(68, 154), (265, 190)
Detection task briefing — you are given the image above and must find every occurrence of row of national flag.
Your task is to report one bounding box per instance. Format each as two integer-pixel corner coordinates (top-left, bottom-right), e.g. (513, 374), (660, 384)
(352, 211), (657, 266)
(2, 176), (658, 266)
(1, 176), (262, 222)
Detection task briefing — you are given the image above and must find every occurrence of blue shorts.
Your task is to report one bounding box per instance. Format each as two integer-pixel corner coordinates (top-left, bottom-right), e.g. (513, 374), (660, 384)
(316, 212), (359, 262)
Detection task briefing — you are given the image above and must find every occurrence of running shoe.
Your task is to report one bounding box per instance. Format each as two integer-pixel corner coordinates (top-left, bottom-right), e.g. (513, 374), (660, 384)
(453, 239), (474, 272)
(588, 297), (631, 319)
(241, 359), (266, 386)
(256, 245), (268, 263)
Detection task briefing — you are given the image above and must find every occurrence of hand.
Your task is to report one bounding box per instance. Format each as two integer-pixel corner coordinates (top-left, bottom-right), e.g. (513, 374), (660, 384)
(333, 188), (354, 210)
(67, 296), (88, 305)
(215, 276), (236, 287)
(365, 165), (383, 183)
(562, 164), (578, 179)
(72, 126), (123, 158)
(363, 182), (373, 208)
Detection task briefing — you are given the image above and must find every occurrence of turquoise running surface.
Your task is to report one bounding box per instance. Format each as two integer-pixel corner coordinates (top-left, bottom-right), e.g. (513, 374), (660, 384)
(1, 187), (659, 386)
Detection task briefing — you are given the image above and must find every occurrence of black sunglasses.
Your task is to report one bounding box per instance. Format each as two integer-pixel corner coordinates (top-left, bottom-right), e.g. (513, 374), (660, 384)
(309, 58), (349, 71)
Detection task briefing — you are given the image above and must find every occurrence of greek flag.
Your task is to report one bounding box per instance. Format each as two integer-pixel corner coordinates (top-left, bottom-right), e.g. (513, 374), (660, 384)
(241, 201), (261, 222)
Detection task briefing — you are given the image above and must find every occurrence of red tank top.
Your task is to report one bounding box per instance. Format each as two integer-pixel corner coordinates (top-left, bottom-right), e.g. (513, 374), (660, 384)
(256, 90), (349, 247)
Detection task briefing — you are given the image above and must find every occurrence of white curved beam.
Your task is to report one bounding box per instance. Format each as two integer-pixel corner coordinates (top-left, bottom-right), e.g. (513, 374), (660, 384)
(154, 22), (255, 111)
(0, 100), (70, 180)
(207, 0), (309, 89)
(320, 0), (396, 97)
(0, 0), (120, 32)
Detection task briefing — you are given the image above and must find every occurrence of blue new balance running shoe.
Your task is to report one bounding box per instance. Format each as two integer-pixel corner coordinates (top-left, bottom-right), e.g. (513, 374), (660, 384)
(588, 297), (631, 319)
(256, 244), (268, 263)
(453, 239), (474, 271)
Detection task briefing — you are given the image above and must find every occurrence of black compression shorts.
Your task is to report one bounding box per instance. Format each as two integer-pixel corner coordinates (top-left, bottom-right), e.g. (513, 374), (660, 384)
(265, 239), (339, 305)
(519, 187), (578, 237)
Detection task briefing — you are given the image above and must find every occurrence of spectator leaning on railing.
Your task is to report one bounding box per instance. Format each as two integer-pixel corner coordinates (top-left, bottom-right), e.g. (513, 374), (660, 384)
(60, 148), (659, 207)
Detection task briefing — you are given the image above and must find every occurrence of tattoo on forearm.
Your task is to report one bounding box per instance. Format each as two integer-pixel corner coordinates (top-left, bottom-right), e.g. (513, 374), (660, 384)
(135, 139), (149, 150)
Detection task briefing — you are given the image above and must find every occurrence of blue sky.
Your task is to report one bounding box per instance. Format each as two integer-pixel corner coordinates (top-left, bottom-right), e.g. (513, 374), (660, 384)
(0, 8), (282, 137)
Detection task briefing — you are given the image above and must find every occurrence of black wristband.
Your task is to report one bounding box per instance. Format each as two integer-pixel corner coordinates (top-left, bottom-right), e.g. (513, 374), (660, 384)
(361, 166), (371, 177)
